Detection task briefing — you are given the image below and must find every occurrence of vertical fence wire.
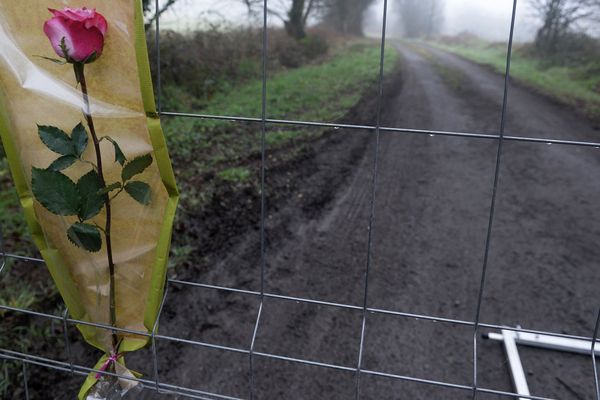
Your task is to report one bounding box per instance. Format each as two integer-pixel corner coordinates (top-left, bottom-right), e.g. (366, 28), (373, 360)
(354, 1), (389, 399)
(21, 361), (29, 400)
(61, 307), (74, 374)
(0, 208), (5, 275)
(151, 285), (170, 393)
(471, 0), (519, 398)
(259, 0), (268, 299)
(249, 302), (263, 400)
(592, 309), (600, 400)
(249, 1), (270, 398)
(2, 361), (7, 399)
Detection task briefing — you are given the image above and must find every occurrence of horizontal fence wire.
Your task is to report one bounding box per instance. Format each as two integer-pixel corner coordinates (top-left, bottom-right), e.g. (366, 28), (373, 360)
(1, 0), (599, 399)
(0, 252), (597, 400)
(160, 111), (600, 149)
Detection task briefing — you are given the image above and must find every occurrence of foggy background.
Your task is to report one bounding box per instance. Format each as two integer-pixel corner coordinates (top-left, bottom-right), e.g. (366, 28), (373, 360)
(156, 0), (543, 42)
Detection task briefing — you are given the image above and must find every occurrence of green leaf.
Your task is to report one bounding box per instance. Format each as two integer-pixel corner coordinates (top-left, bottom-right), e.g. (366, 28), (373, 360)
(48, 155), (77, 171)
(122, 154), (153, 181)
(124, 181), (151, 205)
(101, 136), (127, 165)
(67, 222), (102, 252)
(77, 170), (105, 221)
(110, 139), (126, 166)
(98, 182), (121, 195)
(31, 167), (80, 216)
(71, 123), (88, 157)
(35, 55), (67, 65)
(37, 125), (74, 156)
(59, 37), (70, 58)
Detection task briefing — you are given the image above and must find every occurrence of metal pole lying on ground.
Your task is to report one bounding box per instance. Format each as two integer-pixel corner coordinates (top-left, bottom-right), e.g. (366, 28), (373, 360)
(485, 328), (600, 400)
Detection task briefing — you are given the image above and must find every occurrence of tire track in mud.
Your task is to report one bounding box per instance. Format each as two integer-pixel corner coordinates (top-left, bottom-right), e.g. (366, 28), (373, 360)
(56, 42), (600, 400)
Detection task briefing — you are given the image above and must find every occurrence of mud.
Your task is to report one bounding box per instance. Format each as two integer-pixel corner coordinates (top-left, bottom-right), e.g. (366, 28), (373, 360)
(11, 42), (600, 400)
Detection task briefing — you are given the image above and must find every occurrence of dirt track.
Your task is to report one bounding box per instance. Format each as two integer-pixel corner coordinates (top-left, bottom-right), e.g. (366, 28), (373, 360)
(32, 42), (600, 399)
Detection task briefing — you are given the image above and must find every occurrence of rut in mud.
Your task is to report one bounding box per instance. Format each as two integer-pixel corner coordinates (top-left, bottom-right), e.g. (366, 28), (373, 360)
(28, 42), (600, 400)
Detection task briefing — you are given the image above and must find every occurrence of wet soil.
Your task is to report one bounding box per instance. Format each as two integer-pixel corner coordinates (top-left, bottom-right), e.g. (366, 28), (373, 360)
(8, 42), (600, 399)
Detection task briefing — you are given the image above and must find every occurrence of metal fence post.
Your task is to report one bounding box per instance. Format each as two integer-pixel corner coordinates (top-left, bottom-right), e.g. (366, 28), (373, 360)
(471, 0), (518, 398)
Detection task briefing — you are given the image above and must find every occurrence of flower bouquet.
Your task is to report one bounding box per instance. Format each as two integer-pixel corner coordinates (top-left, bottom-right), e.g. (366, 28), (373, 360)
(0, 1), (178, 398)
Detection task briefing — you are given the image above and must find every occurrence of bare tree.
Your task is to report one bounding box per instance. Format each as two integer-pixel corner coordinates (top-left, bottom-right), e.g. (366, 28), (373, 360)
(530, 0), (600, 53)
(394, 0), (445, 39)
(243, 0), (323, 39)
(143, 0), (179, 29)
(321, 0), (375, 36)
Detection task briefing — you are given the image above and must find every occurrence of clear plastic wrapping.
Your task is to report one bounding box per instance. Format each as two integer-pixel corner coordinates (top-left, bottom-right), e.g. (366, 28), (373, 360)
(0, 1), (178, 398)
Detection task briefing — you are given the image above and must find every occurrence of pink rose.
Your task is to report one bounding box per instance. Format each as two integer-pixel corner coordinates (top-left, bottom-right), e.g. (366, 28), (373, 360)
(43, 7), (108, 63)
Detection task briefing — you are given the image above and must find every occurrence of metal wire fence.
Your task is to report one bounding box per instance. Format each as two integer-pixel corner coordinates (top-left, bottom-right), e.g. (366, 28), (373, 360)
(1, 0), (600, 399)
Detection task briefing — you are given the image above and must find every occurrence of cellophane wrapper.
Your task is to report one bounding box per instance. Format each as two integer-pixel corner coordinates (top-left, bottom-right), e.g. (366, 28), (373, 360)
(0, 0), (178, 398)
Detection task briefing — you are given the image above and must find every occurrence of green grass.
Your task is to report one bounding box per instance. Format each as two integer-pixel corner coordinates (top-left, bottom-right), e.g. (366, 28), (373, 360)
(431, 39), (600, 120)
(164, 41), (398, 209)
(217, 167), (253, 183)
(165, 41), (397, 138)
(0, 159), (30, 252)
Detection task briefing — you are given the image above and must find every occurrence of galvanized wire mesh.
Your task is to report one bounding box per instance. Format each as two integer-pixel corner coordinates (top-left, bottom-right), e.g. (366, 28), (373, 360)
(1, 0), (600, 399)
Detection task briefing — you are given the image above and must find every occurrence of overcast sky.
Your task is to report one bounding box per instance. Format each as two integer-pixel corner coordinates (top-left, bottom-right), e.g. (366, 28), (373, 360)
(156, 0), (541, 42)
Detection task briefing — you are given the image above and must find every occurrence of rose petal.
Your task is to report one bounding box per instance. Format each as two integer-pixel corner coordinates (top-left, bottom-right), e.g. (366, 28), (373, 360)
(43, 17), (74, 58)
(47, 7), (107, 36)
(50, 7), (93, 22)
(43, 17), (104, 62)
(85, 13), (108, 36)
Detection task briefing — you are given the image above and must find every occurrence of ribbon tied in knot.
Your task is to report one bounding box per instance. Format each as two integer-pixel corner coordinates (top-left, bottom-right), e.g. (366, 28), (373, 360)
(95, 352), (123, 379)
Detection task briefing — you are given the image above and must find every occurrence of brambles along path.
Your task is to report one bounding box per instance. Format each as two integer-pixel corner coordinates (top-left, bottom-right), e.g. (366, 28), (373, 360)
(138, 42), (600, 399)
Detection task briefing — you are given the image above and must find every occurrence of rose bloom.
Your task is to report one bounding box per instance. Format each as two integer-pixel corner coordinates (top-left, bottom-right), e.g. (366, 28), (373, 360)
(43, 7), (108, 63)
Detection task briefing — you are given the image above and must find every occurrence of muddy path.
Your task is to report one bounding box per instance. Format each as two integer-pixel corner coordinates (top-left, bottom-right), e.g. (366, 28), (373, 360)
(23, 42), (600, 399)
(131, 42), (600, 400)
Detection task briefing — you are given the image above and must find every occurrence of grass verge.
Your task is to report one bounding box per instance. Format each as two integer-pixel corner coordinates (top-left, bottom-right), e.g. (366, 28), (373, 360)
(430, 39), (600, 121)
(164, 41), (398, 213)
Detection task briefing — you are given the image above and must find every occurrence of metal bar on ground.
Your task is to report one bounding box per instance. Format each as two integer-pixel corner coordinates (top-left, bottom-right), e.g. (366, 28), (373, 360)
(487, 330), (600, 356)
(496, 330), (531, 400)
(592, 309), (600, 400)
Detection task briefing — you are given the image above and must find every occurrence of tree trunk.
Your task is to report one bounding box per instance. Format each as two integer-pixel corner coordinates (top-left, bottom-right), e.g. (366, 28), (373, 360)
(286, 0), (307, 39)
(325, 0), (372, 37)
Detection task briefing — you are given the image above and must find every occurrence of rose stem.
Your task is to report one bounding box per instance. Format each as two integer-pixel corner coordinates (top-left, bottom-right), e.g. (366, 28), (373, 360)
(74, 63), (118, 351)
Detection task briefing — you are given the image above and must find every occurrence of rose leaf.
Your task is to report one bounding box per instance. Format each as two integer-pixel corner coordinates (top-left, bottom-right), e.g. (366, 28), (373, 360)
(121, 154), (153, 181)
(67, 222), (102, 253)
(37, 125), (74, 156)
(124, 181), (151, 205)
(106, 137), (127, 166)
(77, 170), (105, 221)
(71, 123), (89, 157)
(31, 167), (80, 215)
(47, 155), (77, 171)
(98, 182), (122, 195)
